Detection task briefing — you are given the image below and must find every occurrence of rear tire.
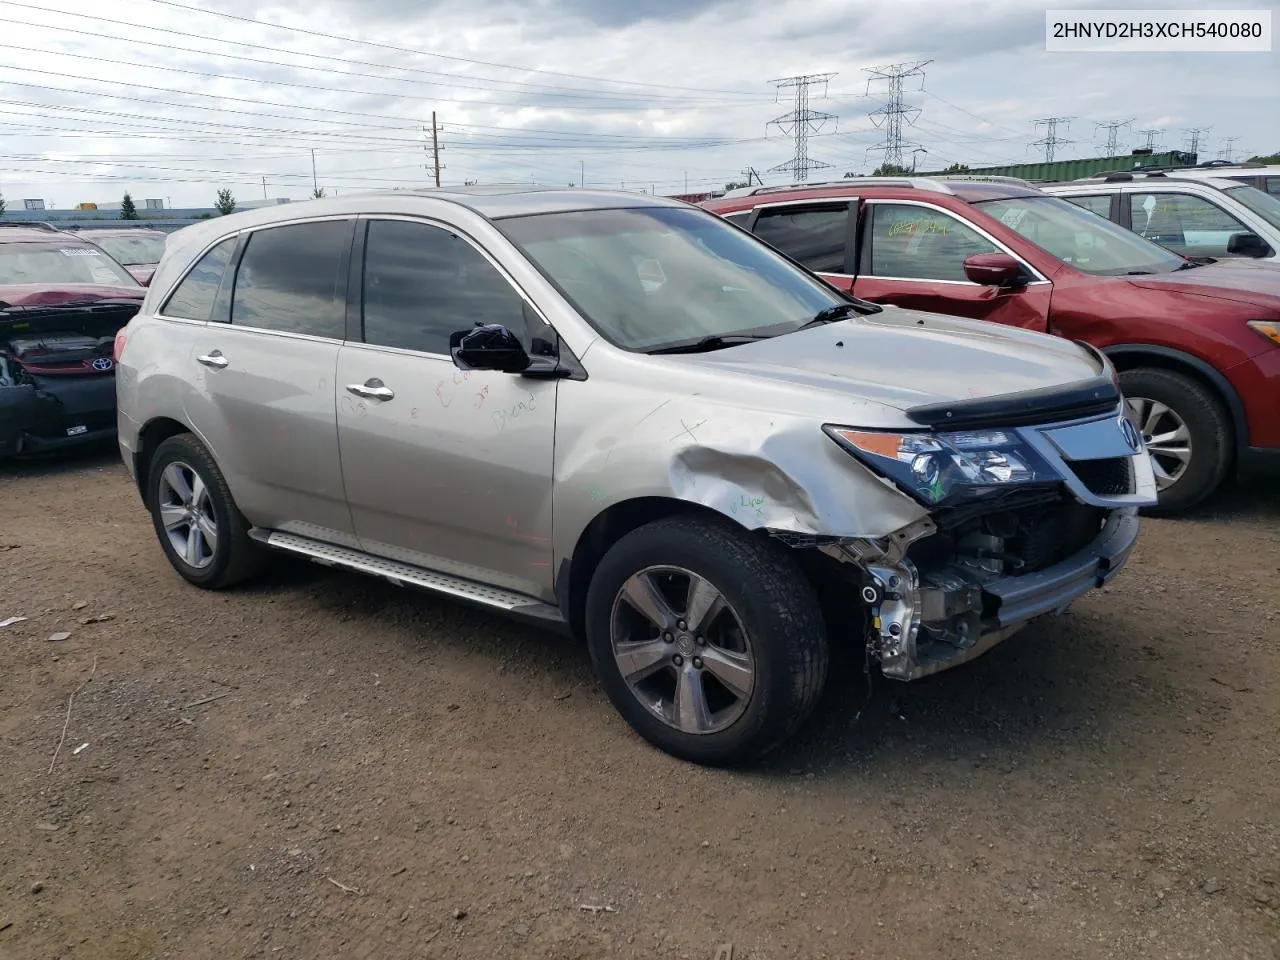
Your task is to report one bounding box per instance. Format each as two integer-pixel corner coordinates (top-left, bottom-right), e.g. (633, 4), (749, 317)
(146, 434), (266, 589)
(585, 515), (828, 766)
(1120, 367), (1231, 517)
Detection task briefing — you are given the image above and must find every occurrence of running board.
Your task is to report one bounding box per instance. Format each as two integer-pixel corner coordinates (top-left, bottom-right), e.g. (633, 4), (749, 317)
(257, 530), (566, 625)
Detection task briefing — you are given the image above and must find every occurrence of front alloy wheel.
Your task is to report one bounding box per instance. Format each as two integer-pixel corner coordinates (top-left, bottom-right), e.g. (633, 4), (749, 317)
(611, 566), (755, 736)
(1125, 396), (1192, 490)
(584, 515), (828, 766)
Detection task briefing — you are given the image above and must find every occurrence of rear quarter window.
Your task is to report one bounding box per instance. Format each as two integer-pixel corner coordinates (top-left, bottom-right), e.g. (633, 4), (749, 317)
(162, 238), (236, 322)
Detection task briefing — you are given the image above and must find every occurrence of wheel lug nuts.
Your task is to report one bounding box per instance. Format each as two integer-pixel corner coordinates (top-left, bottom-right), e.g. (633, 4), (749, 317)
(692, 658), (702, 669)
(677, 620), (687, 630)
(663, 632), (673, 643)
(673, 655), (684, 667)
(696, 635), (705, 645)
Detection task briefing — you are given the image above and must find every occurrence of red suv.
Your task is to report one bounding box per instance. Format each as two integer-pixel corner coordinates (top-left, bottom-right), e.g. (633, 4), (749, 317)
(703, 179), (1280, 514)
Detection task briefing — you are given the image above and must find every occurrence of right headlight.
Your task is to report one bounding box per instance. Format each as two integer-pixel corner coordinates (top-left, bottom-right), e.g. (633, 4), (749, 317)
(825, 425), (1062, 507)
(1247, 320), (1280, 347)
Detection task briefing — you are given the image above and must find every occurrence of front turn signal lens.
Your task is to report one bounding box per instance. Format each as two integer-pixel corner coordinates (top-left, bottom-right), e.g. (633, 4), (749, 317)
(1247, 320), (1280, 347)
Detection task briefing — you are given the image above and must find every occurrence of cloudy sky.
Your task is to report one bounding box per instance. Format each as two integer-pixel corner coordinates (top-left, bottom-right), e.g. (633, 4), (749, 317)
(0, 0), (1275, 209)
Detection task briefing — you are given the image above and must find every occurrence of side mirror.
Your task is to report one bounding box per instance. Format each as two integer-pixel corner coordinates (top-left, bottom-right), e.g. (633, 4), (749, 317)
(1226, 231), (1270, 258)
(963, 252), (1027, 288)
(449, 324), (530, 374)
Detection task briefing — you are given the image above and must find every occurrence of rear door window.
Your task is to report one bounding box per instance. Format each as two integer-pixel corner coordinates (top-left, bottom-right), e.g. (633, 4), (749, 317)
(1130, 192), (1253, 258)
(229, 220), (352, 337)
(866, 203), (1000, 282)
(751, 204), (851, 273)
(162, 238), (236, 322)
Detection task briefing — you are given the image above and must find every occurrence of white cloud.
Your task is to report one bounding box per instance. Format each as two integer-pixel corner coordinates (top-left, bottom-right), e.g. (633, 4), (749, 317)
(0, 0), (1273, 209)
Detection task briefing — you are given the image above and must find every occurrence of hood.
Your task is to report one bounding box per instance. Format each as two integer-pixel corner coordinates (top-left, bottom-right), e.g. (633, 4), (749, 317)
(682, 307), (1105, 412)
(1124, 259), (1280, 309)
(0, 283), (146, 308)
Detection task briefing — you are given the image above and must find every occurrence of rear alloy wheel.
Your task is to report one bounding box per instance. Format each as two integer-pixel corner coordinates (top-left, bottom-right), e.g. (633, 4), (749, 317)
(147, 434), (265, 588)
(585, 515), (828, 766)
(1120, 367), (1231, 516)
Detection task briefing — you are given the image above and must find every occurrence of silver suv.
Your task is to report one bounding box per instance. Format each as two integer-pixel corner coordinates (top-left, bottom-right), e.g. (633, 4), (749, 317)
(115, 187), (1156, 765)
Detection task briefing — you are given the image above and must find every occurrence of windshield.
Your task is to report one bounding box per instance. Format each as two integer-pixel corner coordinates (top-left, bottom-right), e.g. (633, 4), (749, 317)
(0, 242), (140, 287)
(1224, 185), (1280, 231)
(88, 233), (167, 266)
(499, 206), (847, 352)
(976, 195), (1187, 276)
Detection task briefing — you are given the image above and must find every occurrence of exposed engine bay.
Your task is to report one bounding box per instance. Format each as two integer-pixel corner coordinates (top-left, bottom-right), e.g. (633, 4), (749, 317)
(811, 490), (1137, 681)
(0, 301), (139, 456)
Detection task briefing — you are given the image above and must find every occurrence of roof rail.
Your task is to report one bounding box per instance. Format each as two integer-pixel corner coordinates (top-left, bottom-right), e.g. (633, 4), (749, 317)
(931, 174), (1036, 188)
(738, 177), (957, 197)
(0, 220), (64, 232)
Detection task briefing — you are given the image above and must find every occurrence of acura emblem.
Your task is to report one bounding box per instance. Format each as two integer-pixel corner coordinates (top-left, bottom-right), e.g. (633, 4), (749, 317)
(1120, 416), (1141, 451)
(92, 357), (114, 372)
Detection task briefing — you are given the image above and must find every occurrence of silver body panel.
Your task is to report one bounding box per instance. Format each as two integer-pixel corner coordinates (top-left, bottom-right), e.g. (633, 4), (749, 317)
(117, 187), (1156, 681)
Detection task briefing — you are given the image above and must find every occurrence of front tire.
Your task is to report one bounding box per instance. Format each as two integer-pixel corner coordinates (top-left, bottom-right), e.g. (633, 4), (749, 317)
(146, 434), (265, 589)
(1120, 368), (1231, 516)
(585, 515), (829, 766)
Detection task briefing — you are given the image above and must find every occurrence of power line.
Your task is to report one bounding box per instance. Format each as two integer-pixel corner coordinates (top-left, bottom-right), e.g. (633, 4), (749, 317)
(1137, 127), (1163, 151)
(1032, 117), (1075, 163)
(1095, 118), (1134, 157)
(765, 73), (838, 182)
(0, 5), (766, 104)
(863, 60), (930, 170)
(1218, 136), (1240, 162)
(130, 0), (765, 99)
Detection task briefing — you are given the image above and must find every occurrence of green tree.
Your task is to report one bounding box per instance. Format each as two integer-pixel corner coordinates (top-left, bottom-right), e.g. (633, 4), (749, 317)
(1247, 152), (1280, 164)
(942, 162), (971, 173)
(214, 189), (236, 216)
(312, 187), (326, 199)
(872, 163), (910, 176)
(119, 192), (138, 220)
(724, 180), (749, 191)
(0, 192), (6, 215)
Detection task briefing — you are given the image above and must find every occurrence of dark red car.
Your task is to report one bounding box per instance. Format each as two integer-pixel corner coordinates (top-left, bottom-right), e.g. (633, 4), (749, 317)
(0, 222), (144, 457)
(703, 179), (1280, 514)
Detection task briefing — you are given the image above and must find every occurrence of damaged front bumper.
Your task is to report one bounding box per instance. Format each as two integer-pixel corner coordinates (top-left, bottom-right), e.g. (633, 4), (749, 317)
(827, 507), (1139, 681)
(0, 376), (118, 457)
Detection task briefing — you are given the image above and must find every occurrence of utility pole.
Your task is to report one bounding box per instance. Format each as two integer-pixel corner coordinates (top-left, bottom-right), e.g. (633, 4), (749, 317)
(863, 61), (930, 172)
(766, 72), (838, 182)
(1137, 128), (1162, 151)
(1218, 136), (1240, 162)
(425, 112), (444, 187)
(911, 147), (928, 172)
(580, 160), (584, 189)
(1032, 117), (1075, 163)
(1184, 127), (1210, 158)
(1096, 118), (1134, 157)
(310, 149), (317, 194)
(740, 165), (762, 186)
(262, 175), (267, 199)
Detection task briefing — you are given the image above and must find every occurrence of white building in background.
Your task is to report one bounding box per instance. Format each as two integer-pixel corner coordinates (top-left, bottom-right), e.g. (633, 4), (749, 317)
(23, 198), (45, 210)
(236, 197), (292, 209)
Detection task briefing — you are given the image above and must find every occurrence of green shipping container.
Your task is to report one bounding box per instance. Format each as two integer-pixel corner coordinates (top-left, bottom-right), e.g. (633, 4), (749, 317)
(917, 151), (1198, 183)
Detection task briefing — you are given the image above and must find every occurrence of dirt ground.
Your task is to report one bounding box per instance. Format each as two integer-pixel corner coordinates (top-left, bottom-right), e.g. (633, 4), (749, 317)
(1, 448), (1277, 960)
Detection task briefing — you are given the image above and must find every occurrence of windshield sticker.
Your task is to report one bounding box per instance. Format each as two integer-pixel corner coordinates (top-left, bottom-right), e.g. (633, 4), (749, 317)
(59, 247), (102, 257)
(888, 218), (949, 237)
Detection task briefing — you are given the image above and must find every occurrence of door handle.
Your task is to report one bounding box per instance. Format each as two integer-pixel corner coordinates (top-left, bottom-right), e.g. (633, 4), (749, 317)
(346, 379), (395, 401)
(196, 351), (228, 369)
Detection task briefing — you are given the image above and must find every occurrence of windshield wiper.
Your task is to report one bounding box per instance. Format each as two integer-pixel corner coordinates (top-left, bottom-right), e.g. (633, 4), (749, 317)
(1175, 259), (1207, 270)
(797, 302), (861, 330)
(647, 334), (771, 355)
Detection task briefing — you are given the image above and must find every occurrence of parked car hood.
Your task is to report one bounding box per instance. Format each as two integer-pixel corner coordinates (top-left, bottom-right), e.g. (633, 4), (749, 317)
(0, 283), (145, 308)
(681, 307), (1105, 412)
(1124, 259), (1280, 309)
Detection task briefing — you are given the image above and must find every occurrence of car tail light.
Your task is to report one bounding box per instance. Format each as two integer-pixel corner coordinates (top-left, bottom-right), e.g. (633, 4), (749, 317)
(1247, 320), (1280, 347)
(113, 329), (128, 362)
